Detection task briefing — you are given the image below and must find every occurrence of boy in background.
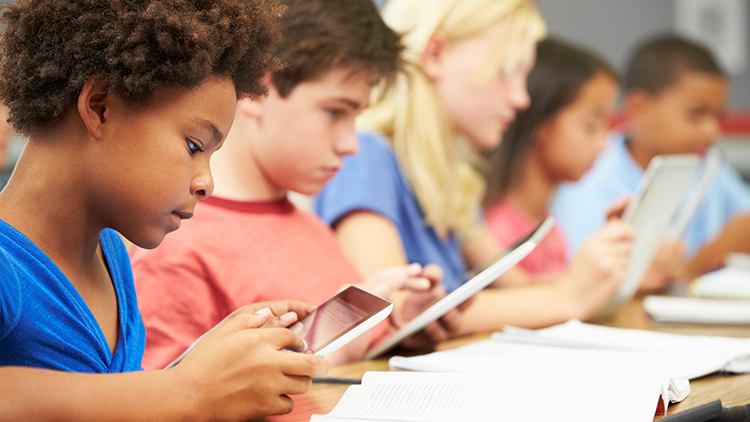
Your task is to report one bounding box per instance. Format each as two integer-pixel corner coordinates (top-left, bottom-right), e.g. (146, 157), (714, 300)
(132, 0), (455, 370)
(0, 0), (328, 420)
(552, 35), (750, 280)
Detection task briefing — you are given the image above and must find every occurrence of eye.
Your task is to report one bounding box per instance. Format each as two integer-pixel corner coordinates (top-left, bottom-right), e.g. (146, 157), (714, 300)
(186, 138), (204, 155)
(327, 108), (345, 119)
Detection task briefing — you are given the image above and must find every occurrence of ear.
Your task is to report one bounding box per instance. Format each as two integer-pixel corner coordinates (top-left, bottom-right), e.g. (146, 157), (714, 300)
(421, 31), (450, 82)
(623, 88), (653, 123)
(77, 75), (110, 140)
(237, 72), (276, 119)
(237, 97), (263, 119)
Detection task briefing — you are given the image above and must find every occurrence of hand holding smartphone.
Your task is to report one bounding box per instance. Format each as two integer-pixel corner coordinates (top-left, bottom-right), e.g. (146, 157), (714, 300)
(289, 286), (393, 357)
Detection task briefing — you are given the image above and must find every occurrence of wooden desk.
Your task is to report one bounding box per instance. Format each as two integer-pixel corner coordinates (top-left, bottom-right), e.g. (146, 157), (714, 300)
(267, 297), (750, 422)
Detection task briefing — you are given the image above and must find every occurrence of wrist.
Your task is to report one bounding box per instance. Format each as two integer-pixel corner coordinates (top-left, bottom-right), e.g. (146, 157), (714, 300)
(161, 367), (204, 422)
(552, 277), (588, 321)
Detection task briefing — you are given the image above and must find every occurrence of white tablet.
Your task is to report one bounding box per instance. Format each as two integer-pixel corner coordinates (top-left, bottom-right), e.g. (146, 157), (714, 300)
(597, 154), (701, 317)
(363, 216), (555, 360)
(665, 147), (722, 240)
(292, 285), (393, 357)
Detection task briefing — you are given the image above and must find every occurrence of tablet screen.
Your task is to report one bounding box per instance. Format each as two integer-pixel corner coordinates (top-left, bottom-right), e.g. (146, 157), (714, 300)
(294, 286), (391, 354)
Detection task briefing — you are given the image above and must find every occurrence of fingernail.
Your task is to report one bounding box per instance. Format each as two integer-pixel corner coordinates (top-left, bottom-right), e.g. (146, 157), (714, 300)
(280, 312), (296, 324)
(302, 339), (309, 352)
(254, 307), (271, 316)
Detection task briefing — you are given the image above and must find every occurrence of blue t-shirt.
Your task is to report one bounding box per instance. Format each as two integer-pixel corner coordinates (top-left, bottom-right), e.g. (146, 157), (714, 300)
(0, 221), (145, 373)
(315, 131), (468, 293)
(552, 134), (750, 258)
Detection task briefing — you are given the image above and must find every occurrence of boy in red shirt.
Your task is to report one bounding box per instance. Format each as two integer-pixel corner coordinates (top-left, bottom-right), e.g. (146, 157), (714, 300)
(132, 0), (455, 369)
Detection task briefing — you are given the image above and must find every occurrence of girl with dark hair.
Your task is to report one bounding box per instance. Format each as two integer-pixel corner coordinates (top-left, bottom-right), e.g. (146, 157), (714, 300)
(483, 37), (620, 278)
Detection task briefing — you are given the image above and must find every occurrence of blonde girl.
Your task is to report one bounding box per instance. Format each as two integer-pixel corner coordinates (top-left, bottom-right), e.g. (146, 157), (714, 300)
(315, 0), (634, 332)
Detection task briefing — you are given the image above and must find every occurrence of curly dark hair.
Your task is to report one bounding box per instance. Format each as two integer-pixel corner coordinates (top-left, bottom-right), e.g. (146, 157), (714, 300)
(272, 0), (403, 98)
(0, 0), (283, 135)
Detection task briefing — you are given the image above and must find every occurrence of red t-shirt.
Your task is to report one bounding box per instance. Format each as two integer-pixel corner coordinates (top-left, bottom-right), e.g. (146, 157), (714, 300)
(131, 196), (366, 370)
(485, 199), (568, 278)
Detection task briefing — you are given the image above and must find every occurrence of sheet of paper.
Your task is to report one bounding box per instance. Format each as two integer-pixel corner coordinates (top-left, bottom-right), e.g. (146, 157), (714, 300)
(311, 371), (665, 422)
(391, 320), (750, 380)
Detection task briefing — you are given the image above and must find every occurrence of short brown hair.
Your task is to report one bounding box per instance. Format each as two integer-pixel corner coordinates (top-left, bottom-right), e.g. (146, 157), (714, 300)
(624, 34), (725, 95)
(271, 0), (403, 98)
(0, 0), (283, 135)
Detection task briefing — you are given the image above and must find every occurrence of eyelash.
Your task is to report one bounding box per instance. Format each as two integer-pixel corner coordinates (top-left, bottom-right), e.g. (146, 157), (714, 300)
(187, 139), (204, 155)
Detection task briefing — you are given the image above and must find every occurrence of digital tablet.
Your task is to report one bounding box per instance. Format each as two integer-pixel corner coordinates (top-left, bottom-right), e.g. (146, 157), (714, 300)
(665, 147), (722, 240)
(597, 154), (701, 317)
(363, 216), (555, 360)
(292, 285), (393, 357)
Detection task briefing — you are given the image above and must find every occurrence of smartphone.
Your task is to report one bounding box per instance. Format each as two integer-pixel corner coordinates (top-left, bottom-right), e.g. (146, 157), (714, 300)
(290, 286), (393, 358)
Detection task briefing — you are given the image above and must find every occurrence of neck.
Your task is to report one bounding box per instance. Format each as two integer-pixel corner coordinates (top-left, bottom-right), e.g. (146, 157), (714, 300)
(505, 152), (556, 222)
(210, 115), (286, 202)
(625, 135), (653, 170)
(0, 131), (104, 280)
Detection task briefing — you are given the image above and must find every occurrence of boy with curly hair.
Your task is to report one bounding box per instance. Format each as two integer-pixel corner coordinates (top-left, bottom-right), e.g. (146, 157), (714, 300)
(131, 0), (457, 370)
(0, 0), (327, 420)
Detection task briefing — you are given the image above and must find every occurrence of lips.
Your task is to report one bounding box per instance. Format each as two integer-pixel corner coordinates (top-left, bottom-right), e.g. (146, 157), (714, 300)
(321, 167), (340, 178)
(172, 210), (194, 220)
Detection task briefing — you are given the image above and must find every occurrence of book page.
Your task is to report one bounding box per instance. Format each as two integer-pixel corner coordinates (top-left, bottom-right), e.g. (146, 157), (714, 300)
(311, 371), (665, 422)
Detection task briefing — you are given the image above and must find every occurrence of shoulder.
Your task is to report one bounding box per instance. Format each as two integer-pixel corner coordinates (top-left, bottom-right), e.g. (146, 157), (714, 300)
(344, 131), (401, 174)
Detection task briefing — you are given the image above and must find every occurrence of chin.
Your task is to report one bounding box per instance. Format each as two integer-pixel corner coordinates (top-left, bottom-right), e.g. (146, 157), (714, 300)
(129, 232), (168, 250)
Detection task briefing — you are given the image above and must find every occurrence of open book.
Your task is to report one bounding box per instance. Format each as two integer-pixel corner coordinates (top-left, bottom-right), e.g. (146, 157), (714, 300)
(390, 320), (750, 381)
(310, 371), (689, 422)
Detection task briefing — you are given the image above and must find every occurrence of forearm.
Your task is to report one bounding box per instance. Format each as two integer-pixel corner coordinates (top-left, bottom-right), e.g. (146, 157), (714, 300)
(686, 214), (750, 277)
(0, 367), (195, 422)
(459, 283), (579, 334)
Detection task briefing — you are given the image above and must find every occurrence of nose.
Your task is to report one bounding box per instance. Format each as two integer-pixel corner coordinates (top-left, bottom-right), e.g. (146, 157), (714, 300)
(191, 160), (214, 200)
(594, 131), (608, 154)
(510, 76), (531, 112)
(334, 121), (360, 156)
(701, 115), (722, 144)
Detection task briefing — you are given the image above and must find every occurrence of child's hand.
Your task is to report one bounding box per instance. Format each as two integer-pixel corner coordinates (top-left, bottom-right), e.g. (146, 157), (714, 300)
(383, 264), (469, 348)
(169, 305), (329, 420)
(239, 300), (318, 329)
(605, 194), (632, 220)
(639, 240), (685, 292)
(559, 219), (635, 319)
(359, 263), (439, 298)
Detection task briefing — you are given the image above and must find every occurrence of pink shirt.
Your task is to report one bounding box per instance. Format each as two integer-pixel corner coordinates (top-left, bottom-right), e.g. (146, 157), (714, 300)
(131, 196), (367, 370)
(485, 199), (568, 278)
